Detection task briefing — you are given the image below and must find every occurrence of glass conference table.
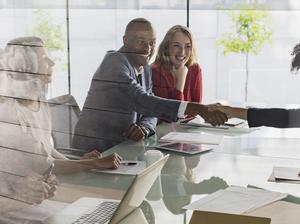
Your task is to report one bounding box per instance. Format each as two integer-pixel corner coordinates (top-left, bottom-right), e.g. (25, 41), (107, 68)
(57, 122), (300, 224)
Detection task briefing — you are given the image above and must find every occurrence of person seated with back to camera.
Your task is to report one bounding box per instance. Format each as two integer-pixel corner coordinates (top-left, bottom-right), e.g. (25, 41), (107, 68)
(0, 37), (122, 211)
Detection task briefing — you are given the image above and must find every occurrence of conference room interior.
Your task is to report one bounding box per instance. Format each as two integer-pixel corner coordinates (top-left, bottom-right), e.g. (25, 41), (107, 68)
(1, 0), (300, 223)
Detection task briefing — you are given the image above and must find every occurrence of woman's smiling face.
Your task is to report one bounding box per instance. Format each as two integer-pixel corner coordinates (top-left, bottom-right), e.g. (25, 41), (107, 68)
(168, 31), (192, 68)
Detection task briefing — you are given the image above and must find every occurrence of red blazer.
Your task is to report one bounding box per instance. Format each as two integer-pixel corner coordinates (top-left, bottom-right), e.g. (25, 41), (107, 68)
(151, 62), (203, 103)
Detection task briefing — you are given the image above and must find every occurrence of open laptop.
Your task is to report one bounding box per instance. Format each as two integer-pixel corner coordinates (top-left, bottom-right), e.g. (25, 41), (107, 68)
(44, 154), (169, 224)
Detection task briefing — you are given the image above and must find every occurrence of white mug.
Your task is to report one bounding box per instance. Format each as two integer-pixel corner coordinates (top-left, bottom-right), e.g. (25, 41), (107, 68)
(144, 149), (164, 166)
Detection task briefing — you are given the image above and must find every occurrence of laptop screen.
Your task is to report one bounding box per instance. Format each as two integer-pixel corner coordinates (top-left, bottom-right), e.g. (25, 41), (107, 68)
(109, 155), (169, 224)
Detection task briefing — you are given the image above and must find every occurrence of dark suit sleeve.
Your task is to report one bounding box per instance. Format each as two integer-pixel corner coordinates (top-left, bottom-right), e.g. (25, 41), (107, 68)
(139, 116), (157, 136)
(248, 108), (300, 128)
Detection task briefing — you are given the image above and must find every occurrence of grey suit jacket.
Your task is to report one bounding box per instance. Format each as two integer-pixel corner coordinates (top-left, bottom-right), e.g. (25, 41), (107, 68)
(73, 50), (180, 152)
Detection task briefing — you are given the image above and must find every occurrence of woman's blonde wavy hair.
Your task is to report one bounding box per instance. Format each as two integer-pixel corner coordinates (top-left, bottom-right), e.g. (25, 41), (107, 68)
(155, 25), (197, 70)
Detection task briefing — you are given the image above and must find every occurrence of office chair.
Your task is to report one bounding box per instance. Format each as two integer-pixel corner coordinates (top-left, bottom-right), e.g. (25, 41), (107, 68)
(48, 94), (83, 159)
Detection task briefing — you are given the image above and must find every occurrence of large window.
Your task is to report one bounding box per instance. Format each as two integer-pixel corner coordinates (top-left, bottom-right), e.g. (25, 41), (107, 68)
(1, 0), (300, 107)
(69, 0), (187, 107)
(0, 0), (68, 98)
(190, 9), (300, 105)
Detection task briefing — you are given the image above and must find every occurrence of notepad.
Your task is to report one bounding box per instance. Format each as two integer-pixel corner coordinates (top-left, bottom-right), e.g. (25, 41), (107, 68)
(90, 161), (146, 175)
(159, 132), (223, 145)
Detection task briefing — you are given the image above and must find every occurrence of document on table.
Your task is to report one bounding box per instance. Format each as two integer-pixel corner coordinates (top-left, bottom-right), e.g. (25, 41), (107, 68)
(180, 115), (247, 129)
(91, 161), (146, 175)
(159, 132), (223, 145)
(183, 186), (287, 214)
(268, 166), (300, 183)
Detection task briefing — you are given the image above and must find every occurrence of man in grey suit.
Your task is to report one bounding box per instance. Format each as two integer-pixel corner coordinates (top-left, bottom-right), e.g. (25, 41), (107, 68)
(73, 18), (227, 152)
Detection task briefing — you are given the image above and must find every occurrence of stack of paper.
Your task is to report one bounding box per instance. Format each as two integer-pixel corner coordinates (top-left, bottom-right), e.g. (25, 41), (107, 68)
(183, 186), (287, 214)
(268, 166), (300, 184)
(159, 132), (223, 145)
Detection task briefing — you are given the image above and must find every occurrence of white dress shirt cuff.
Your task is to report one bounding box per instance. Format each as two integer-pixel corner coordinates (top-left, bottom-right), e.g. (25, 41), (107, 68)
(177, 101), (188, 118)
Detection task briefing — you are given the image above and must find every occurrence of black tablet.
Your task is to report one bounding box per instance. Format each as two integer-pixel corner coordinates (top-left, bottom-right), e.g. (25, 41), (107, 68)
(155, 142), (213, 155)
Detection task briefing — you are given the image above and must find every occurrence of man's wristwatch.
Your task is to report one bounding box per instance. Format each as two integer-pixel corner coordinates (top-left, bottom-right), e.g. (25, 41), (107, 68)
(140, 126), (151, 137)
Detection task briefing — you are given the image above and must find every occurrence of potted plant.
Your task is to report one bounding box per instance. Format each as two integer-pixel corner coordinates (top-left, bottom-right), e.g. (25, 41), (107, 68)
(218, 2), (272, 102)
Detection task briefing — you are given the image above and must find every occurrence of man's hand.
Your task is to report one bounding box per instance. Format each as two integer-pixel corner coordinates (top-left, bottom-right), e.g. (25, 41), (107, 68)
(185, 103), (228, 126)
(208, 104), (248, 120)
(95, 153), (122, 170)
(123, 123), (145, 141)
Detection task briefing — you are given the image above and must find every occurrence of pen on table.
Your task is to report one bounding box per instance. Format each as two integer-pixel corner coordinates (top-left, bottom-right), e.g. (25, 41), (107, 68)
(121, 162), (137, 166)
(43, 163), (54, 181)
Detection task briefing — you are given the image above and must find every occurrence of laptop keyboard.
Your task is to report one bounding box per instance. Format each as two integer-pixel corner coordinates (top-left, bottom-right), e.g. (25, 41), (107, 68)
(72, 201), (119, 224)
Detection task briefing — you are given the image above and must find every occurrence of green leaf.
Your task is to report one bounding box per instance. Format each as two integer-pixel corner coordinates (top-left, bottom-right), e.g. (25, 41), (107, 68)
(28, 9), (66, 71)
(217, 4), (272, 56)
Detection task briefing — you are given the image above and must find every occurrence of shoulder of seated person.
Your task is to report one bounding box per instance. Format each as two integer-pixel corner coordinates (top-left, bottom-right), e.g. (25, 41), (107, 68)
(189, 63), (201, 70)
(150, 62), (161, 70)
(106, 50), (128, 61)
(152, 63), (171, 76)
(188, 63), (202, 74)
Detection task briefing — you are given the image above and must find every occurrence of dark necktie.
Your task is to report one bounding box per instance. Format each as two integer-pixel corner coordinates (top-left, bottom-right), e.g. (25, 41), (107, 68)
(137, 74), (142, 86)
(136, 74), (143, 122)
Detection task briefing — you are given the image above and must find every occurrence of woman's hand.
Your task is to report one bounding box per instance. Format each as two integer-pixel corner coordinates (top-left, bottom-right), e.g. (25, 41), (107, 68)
(14, 175), (58, 204)
(172, 64), (188, 92)
(94, 153), (122, 170)
(81, 149), (102, 159)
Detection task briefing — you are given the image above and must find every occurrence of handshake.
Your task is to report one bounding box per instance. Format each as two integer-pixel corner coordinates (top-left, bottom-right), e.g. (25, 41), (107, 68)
(185, 103), (247, 126)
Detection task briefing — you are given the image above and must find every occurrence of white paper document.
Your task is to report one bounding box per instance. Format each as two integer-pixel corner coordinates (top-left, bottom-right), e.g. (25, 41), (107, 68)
(91, 161), (146, 175)
(273, 166), (300, 181)
(180, 116), (247, 129)
(159, 132), (223, 145)
(267, 172), (300, 184)
(268, 167), (300, 183)
(183, 186), (287, 214)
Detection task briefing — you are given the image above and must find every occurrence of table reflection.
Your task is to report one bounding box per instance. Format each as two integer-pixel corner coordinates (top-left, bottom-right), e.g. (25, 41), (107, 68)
(160, 154), (228, 214)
